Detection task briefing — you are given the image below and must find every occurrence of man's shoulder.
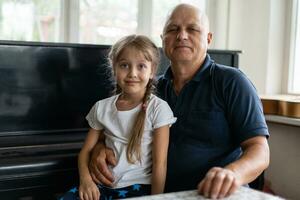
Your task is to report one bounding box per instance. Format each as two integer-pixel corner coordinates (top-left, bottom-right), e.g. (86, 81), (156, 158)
(213, 63), (241, 76)
(212, 63), (247, 83)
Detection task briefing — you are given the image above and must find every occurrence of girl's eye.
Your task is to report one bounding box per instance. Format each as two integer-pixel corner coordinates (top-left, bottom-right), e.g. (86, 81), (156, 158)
(119, 63), (129, 68)
(138, 64), (147, 69)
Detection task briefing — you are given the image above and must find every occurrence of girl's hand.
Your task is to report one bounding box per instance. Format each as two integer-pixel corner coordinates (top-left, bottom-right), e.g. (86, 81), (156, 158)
(79, 179), (100, 200)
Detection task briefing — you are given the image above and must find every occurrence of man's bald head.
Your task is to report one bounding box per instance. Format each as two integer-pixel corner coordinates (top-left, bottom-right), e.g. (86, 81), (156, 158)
(163, 4), (210, 35)
(160, 3), (213, 71)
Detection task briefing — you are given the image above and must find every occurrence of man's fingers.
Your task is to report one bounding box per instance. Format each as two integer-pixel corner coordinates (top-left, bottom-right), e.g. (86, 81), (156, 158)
(201, 169), (217, 198)
(197, 180), (204, 194)
(90, 172), (100, 184)
(106, 151), (117, 166)
(106, 148), (117, 166)
(199, 167), (241, 199)
(210, 171), (226, 198)
(89, 161), (102, 183)
(98, 172), (114, 187)
(225, 178), (239, 197)
(88, 143), (116, 186)
(98, 158), (115, 183)
(218, 175), (234, 198)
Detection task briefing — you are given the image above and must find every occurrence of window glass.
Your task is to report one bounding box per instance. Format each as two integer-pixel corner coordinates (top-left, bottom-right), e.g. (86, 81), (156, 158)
(152, 0), (206, 46)
(0, 0), (206, 45)
(0, 0), (60, 42)
(79, 0), (138, 45)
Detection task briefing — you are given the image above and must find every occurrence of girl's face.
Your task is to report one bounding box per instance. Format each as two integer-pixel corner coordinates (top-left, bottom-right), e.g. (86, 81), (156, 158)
(114, 47), (154, 97)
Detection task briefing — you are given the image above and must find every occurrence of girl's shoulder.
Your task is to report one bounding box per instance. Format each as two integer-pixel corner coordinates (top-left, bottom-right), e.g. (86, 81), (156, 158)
(147, 94), (176, 128)
(148, 94), (171, 111)
(94, 94), (118, 109)
(148, 94), (166, 104)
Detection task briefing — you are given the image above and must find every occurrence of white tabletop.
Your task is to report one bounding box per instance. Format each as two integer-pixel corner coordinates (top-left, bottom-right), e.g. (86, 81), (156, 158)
(126, 187), (284, 200)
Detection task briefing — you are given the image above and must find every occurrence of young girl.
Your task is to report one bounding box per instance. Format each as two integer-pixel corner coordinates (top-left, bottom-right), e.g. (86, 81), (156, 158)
(60, 35), (176, 200)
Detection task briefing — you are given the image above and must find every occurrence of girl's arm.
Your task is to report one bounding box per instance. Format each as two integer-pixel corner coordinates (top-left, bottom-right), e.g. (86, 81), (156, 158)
(78, 128), (105, 200)
(151, 125), (170, 194)
(78, 128), (105, 182)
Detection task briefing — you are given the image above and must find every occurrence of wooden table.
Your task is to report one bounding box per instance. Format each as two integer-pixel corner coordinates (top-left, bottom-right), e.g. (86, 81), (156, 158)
(126, 187), (284, 200)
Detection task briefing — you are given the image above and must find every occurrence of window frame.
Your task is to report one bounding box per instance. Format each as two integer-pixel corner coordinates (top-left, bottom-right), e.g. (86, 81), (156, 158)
(61, 0), (206, 45)
(288, 0), (300, 94)
(59, 0), (79, 43)
(0, 0), (206, 44)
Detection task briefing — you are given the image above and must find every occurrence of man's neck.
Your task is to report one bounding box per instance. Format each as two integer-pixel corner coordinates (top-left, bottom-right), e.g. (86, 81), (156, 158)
(171, 58), (205, 94)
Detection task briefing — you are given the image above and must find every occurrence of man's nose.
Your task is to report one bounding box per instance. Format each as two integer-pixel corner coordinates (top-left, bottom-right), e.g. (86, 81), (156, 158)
(177, 29), (188, 40)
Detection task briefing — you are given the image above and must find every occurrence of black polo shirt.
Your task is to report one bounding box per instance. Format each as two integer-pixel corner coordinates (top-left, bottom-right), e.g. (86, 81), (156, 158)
(157, 55), (269, 192)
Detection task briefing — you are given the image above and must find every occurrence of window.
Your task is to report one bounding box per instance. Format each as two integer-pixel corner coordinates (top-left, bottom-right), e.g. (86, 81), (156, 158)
(79, 0), (138, 45)
(0, 0), (206, 45)
(290, 0), (300, 94)
(0, 0), (60, 42)
(78, 0), (206, 45)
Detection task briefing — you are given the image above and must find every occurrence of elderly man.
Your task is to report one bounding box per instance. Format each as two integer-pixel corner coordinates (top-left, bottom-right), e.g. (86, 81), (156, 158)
(89, 4), (270, 199)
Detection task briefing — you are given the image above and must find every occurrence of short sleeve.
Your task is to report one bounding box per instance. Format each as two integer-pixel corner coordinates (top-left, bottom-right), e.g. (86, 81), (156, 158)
(151, 99), (177, 129)
(85, 102), (103, 130)
(222, 70), (269, 143)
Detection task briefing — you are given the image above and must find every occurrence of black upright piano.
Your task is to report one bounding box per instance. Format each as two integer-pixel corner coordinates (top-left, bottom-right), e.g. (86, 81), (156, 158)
(0, 40), (241, 199)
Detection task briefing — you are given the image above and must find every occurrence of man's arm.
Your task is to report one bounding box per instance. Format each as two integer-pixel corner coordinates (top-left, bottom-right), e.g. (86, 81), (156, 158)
(89, 138), (117, 187)
(198, 135), (270, 199)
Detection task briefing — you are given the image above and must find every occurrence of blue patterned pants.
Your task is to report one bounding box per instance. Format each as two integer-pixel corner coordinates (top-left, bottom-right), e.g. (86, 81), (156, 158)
(59, 184), (151, 200)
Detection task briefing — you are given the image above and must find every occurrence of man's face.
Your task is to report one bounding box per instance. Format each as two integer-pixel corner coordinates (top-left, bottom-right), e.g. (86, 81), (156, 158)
(161, 6), (212, 65)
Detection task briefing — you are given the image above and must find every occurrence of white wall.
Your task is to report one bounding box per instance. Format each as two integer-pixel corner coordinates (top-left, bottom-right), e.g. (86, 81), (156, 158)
(206, 1), (300, 199)
(265, 122), (300, 200)
(207, 0), (290, 95)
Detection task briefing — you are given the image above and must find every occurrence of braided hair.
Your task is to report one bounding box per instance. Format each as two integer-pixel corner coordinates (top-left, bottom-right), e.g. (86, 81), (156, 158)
(108, 35), (160, 163)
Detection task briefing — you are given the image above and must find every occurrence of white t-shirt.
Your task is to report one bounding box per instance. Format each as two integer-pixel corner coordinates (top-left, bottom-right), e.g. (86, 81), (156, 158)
(86, 94), (176, 188)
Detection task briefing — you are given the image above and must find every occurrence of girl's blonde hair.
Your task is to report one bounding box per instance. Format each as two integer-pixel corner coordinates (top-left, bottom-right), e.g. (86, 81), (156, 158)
(108, 35), (160, 163)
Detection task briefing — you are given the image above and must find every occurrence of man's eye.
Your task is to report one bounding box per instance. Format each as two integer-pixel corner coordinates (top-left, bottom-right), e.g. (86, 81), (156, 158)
(166, 27), (178, 33)
(189, 27), (200, 32)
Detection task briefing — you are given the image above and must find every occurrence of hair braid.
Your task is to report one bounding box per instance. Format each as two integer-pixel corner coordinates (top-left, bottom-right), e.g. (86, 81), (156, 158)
(126, 79), (155, 163)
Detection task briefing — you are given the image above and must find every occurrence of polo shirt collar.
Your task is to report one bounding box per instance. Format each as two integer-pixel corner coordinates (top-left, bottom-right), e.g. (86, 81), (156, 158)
(162, 54), (213, 82)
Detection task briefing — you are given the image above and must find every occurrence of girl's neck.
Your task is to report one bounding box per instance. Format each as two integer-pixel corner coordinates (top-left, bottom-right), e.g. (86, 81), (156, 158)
(116, 92), (145, 111)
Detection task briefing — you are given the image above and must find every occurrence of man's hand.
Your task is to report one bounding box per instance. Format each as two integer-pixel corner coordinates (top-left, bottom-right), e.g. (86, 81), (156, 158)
(198, 136), (269, 199)
(89, 142), (117, 187)
(197, 167), (241, 199)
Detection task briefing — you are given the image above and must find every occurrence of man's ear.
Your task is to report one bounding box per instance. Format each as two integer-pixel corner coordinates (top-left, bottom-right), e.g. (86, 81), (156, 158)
(207, 32), (213, 44)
